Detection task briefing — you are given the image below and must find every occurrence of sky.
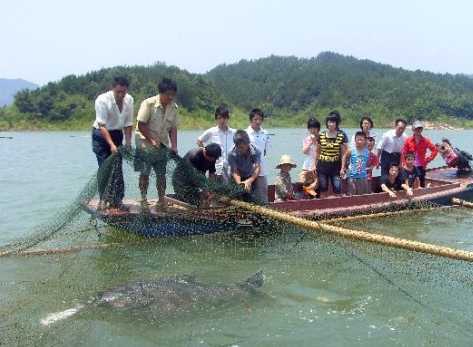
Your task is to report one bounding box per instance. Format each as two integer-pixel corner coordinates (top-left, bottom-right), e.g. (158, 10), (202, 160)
(2, 0), (472, 85)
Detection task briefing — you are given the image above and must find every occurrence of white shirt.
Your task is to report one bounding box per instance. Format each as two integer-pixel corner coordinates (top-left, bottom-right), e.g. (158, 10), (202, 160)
(93, 91), (134, 130)
(377, 129), (407, 154)
(246, 126), (271, 176)
(302, 134), (317, 171)
(198, 126), (235, 176)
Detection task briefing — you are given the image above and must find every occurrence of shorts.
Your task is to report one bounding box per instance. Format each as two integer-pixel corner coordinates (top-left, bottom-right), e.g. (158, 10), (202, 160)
(134, 146), (168, 176)
(348, 178), (370, 195)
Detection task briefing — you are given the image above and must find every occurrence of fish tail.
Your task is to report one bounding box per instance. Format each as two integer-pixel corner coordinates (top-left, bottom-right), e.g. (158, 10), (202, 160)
(40, 304), (85, 327)
(242, 270), (264, 290)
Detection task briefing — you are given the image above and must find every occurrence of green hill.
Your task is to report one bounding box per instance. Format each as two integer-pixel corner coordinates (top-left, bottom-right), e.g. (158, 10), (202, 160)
(2, 52), (473, 130)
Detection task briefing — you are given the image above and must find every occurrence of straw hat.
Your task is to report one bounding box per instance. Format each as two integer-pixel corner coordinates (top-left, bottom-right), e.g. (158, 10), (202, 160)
(276, 154), (297, 169)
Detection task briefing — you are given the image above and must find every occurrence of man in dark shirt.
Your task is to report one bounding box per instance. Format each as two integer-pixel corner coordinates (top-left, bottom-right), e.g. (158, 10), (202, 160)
(172, 143), (222, 206)
(401, 152), (420, 188)
(380, 163), (413, 198)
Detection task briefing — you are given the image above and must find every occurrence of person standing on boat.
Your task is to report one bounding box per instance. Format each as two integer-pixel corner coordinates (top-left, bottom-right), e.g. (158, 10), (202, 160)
(350, 115), (375, 149)
(197, 105), (235, 182)
(314, 113), (348, 196)
(246, 108), (270, 203)
(92, 76), (134, 210)
(228, 130), (263, 202)
(377, 118), (408, 176)
(134, 78), (179, 211)
(300, 117), (320, 198)
(341, 131), (370, 195)
(401, 120), (438, 188)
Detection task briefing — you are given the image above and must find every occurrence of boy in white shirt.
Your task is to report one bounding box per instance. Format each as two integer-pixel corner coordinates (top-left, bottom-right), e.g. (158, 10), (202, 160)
(246, 108), (270, 203)
(197, 105), (235, 182)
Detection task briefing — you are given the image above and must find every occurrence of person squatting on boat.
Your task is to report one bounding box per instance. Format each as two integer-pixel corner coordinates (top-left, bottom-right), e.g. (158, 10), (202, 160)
(172, 143), (222, 207)
(228, 130), (265, 202)
(92, 76), (134, 211)
(380, 163), (414, 198)
(437, 138), (472, 175)
(274, 155), (297, 202)
(134, 78), (179, 211)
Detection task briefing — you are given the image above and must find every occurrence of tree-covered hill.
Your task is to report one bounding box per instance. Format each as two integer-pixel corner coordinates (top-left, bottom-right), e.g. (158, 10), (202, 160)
(207, 52), (473, 124)
(2, 52), (473, 130)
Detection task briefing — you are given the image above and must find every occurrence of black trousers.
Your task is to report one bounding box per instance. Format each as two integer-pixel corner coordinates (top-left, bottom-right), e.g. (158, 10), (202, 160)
(416, 166), (426, 187)
(380, 151), (401, 176)
(92, 128), (124, 206)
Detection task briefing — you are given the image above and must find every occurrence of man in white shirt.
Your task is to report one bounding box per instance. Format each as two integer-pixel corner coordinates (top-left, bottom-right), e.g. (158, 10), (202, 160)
(92, 76), (134, 210)
(246, 108), (270, 203)
(377, 118), (408, 176)
(197, 105), (235, 182)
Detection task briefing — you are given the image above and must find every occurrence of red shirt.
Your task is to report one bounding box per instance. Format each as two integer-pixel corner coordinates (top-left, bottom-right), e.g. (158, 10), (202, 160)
(402, 135), (438, 168)
(367, 152), (379, 179)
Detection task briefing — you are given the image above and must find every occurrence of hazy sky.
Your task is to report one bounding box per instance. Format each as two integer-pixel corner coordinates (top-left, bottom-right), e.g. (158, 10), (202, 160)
(2, 0), (472, 85)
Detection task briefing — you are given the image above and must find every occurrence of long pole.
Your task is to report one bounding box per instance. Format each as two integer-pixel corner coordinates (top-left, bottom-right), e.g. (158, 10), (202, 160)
(227, 199), (473, 262)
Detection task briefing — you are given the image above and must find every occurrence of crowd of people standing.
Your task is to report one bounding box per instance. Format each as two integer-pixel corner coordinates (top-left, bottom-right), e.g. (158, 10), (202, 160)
(91, 76), (471, 210)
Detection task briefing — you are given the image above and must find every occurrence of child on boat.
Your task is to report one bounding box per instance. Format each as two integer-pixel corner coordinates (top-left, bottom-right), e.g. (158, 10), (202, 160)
(366, 136), (379, 181)
(381, 163), (413, 198)
(274, 155), (297, 202)
(437, 138), (472, 175)
(401, 152), (420, 188)
(300, 118), (320, 198)
(228, 130), (264, 202)
(341, 131), (370, 195)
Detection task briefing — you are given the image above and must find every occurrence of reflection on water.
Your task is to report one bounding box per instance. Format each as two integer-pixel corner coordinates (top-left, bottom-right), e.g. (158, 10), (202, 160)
(1, 130), (473, 346)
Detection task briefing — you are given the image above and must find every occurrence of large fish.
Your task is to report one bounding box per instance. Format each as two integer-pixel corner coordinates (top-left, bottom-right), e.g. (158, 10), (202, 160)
(41, 271), (264, 326)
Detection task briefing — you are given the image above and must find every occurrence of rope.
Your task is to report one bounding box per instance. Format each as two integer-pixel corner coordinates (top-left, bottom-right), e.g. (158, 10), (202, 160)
(452, 198), (473, 209)
(226, 199), (473, 262)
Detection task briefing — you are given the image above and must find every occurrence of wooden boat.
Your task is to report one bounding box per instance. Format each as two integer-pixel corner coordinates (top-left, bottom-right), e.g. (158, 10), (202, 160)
(84, 167), (473, 237)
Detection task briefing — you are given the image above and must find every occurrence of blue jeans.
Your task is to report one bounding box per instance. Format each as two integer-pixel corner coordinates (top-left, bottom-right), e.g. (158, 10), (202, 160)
(92, 128), (124, 206)
(318, 173), (341, 194)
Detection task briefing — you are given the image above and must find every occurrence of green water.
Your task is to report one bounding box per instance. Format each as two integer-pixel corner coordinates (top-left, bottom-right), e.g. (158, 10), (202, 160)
(1, 129), (473, 346)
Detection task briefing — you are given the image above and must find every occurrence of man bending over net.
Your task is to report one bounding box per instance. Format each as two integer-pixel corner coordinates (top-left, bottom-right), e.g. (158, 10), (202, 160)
(172, 143), (222, 207)
(134, 78), (179, 211)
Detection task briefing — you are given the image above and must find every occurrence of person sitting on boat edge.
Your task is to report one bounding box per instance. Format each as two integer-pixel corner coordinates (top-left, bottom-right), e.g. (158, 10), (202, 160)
(274, 155), (297, 202)
(92, 76), (134, 211)
(134, 78), (179, 211)
(380, 163), (413, 198)
(197, 105), (235, 183)
(401, 152), (420, 189)
(341, 131), (370, 196)
(377, 118), (408, 176)
(228, 130), (264, 203)
(315, 112), (348, 197)
(401, 120), (438, 188)
(172, 143), (222, 207)
(246, 108), (271, 203)
(437, 138), (472, 175)
(300, 117), (320, 198)
(366, 136), (379, 182)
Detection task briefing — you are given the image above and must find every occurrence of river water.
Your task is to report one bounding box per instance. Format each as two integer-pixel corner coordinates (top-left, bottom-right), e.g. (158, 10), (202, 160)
(1, 129), (473, 346)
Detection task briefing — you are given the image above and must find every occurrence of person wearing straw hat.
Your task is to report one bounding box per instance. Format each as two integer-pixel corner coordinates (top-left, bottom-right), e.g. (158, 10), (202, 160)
(274, 155), (297, 202)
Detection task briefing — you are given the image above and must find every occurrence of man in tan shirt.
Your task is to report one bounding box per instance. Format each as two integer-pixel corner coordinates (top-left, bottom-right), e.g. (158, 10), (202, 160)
(134, 78), (179, 210)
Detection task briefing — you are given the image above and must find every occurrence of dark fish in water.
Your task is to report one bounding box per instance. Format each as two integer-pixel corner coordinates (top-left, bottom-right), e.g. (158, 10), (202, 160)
(41, 271), (264, 326)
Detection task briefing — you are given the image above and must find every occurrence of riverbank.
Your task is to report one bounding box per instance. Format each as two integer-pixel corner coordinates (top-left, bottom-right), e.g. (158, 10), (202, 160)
(1, 107), (471, 131)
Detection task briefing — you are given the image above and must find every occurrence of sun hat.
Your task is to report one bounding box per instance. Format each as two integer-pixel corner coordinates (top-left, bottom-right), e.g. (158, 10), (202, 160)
(276, 154), (297, 169)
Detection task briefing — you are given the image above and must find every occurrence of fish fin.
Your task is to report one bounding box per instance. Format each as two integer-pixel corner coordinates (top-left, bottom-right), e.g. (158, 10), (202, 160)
(40, 304), (84, 327)
(241, 270), (264, 290)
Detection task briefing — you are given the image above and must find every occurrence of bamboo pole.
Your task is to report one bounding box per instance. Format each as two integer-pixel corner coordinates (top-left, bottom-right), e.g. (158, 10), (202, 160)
(326, 206), (452, 223)
(452, 198), (473, 209)
(227, 199), (473, 262)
